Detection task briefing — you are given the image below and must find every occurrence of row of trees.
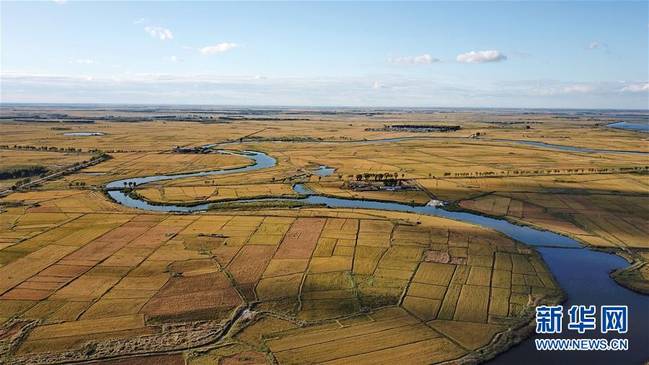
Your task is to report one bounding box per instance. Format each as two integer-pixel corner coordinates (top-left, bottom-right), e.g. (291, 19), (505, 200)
(0, 144), (83, 153)
(0, 145), (113, 155)
(443, 166), (649, 178)
(353, 172), (405, 181)
(308, 165), (648, 183)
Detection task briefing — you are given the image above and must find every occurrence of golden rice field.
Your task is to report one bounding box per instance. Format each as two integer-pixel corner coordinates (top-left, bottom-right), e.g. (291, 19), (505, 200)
(0, 150), (90, 172)
(1, 110), (646, 152)
(136, 183), (298, 204)
(0, 187), (560, 364)
(460, 189), (649, 249)
(0, 110), (647, 363)
(130, 133), (647, 206)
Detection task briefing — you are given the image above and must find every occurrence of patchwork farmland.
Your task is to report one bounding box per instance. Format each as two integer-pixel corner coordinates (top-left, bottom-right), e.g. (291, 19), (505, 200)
(0, 106), (647, 364)
(0, 186), (560, 364)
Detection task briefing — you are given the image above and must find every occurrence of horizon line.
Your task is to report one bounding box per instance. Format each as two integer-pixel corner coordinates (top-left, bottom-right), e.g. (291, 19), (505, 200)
(1, 102), (648, 113)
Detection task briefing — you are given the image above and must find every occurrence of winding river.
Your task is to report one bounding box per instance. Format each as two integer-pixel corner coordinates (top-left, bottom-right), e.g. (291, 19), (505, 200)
(106, 149), (648, 364)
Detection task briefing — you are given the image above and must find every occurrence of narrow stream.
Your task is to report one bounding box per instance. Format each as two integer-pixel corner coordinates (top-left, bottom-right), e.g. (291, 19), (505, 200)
(105, 150), (648, 364)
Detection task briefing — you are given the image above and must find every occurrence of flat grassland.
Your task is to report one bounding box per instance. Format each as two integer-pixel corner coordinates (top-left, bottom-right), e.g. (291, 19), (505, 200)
(0, 107), (646, 363)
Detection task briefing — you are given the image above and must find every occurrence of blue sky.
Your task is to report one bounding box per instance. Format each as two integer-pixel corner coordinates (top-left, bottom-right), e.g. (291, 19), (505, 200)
(1, 1), (648, 108)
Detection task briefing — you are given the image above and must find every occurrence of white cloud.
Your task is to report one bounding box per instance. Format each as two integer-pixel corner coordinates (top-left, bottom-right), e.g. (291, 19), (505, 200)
(72, 59), (95, 65)
(621, 82), (649, 93)
(389, 54), (439, 65)
(456, 50), (507, 63)
(52, 0), (67, 4)
(133, 18), (148, 25)
(372, 81), (384, 89)
(168, 56), (181, 63)
(199, 42), (239, 55)
(588, 41), (609, 51)
(144, 26), (173, 41)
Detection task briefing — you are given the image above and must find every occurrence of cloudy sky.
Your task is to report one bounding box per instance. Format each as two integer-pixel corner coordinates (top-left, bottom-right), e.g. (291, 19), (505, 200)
(1, 1), (648, 108)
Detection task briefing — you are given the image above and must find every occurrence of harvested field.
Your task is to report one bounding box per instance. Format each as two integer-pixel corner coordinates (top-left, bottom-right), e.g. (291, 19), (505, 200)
(274, 218), (326, 259)
(141, 272), (242, 321)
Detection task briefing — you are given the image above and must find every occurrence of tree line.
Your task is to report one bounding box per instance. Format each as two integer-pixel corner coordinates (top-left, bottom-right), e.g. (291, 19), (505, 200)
(0, 144), (84, 153)
(0, 165), (48, 180)
(443, 166), (649, 178)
